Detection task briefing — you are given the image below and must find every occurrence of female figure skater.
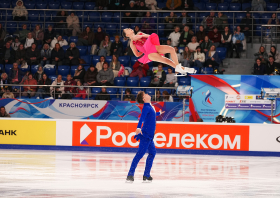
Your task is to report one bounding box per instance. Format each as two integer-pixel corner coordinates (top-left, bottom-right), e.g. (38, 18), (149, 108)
(123, 28), (195, 75)
(126, 91), (164, 183)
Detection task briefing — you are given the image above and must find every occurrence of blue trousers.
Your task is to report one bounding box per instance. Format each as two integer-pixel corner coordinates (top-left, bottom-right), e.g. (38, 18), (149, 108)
(127, 135), (156, 177)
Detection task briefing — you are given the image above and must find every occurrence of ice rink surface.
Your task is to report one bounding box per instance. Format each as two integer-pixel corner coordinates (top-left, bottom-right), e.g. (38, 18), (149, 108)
(1, 149), (280, 198)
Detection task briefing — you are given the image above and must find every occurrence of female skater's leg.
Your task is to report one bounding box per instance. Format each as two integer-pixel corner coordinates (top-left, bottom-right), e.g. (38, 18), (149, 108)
(148, 53), (177, 68)
(143, 140), (156, 178)
(127, 136), (150, 176)
(155, 45), (179, 66)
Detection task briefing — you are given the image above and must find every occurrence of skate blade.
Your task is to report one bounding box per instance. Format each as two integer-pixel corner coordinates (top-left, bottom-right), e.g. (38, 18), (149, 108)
(125, 180), (134, 183)
(175, 74), (187, 77)
(142, 180), (152, 183)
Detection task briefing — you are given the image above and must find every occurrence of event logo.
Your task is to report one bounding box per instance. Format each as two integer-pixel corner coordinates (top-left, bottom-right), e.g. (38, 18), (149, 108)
(202, 90), (214, 107)
(80, 124), (92, 145)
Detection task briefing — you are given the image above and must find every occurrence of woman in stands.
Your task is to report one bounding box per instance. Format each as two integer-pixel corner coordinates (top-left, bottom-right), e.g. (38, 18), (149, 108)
(182, 46), (193, 67)
(123, 28), (195, 75)
(196, 25), (206, 44)
(35, 73), (52, 99)
(31, 24), (44, 46)
(268, 46), (280, 64)
(109, 55), (121, 78)
(162, 90), (173, 102)
(66, 11), (81, 36)
(267, 13), (279, 39)
(96, 56), (105, 72)
(205, 45), (221, 69)
(73, 65), (86, 84)
(254, 58), (266, 75)
(187, 36), (199, 53)
(193, 46), (205, 68)
(254, 46), (268, 65)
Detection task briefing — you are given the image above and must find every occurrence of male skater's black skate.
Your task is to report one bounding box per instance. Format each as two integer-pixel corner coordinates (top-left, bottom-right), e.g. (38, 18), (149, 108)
(126, 175), (134, 183)
(143, 176), (153, 183)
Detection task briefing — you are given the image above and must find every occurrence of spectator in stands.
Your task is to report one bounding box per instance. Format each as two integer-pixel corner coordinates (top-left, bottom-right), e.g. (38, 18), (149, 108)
(178, 11), (192, 29)
(24, 32), (35, 49)
(164, 0), (182, 10)
(136, 1), (149, 23)
(145, 0), (158, 11)
(33, 65), (45, 82)
(110, 35), (123, 57)
(166, 39), (172, 46)
(77, 26), (95, 46)
(168, 26), (181, 47)
(55, 11), (68, 37)
(74, 80), (87, 100)
(251, 0), (266, 11)
(0, 106), (11, 117)
(162, 90), (173, 102)
(126, 1), (138, 21)
(152, 90), (163, 101)
(123, 88), (136, 101)
(253, 58), (266, 75)
(26, 43), (40, 66)
(193, 46), (205, 68)
(22, 73), (37, 97)
(73, 65), (85, 84)
(254, 46), (268, 65)
(216, 12), (228, 31)
(60, 74), (77, 99)
(19, 24), (29, 43)
(11, 37), (21, 51)
(95, 87), (111, 100)
(187, 36), (199, 53)
(64, 42), (80, 66)
(12, 0), (28, 21)
(98, 35), (111, 57)
(268, 46), (280, 64)
(208, 27), (221, 48)
(50, 35), (68, 50)
(84, 65), (98, 86)
(31, 24), (44, 46)
(141, 12), (155, 34)
(35, 73), (52, 99)
(40, 44), (51, 66)
(181, 0), (194, 10)
(67, 12), (81, 36)
(175, 46), (182, 63)
(205, 45), (221, 68)
(97, 62), (114, 86)
(134, 26), (141, 35)
(267, 56), (278, 75)
(1, 42), (15, 65)
(196, 25), (206, 44)
(0, 73), (10, 97)
(163, 68), (177, 87)
(241, 11), (255, 40)
(51, 43), (64, 66)
(123, 11), (135, 24)
(2, 87), (14, 99)
(109, 55), (121, 78)
(19, 71), (29, 85)
(149, 64), (166, 87)
(179, 26), (193, 47)
(182, 46), (192, 67)
(95, 27), (106, 47)
(0, 23), (6, 48)
(8, 63), (24, 84)
(50, 75), (65, 99)
(44, 25), (57, 46)
(130, 61), (149, 79)
(220, 26), (232, 58)
(267, 13), (279, 39)
(165, 12), (177, 36)
(231, 26), (244, 58)
(15, 44), (26, 65)
(201, 12), (216, 32)
(95, 0), (109, 10)
(96, 56), (105, 72)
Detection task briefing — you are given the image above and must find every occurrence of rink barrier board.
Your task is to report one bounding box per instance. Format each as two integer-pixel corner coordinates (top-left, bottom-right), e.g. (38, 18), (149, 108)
(1, 119), (280, 157)
(0, 144), (280, 157)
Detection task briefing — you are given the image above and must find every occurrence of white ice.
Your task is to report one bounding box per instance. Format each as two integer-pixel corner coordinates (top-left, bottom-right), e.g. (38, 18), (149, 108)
(0, 149), (280, 198)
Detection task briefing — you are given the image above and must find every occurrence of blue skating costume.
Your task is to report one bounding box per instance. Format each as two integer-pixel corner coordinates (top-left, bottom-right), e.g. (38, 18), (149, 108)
(127, 103), (160, 178)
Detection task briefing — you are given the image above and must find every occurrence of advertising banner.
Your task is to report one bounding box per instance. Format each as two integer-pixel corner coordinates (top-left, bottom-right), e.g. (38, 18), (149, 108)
(0, 120), (56, 145)
(72, 121), (249, 151)
(225, 94), (275, 110)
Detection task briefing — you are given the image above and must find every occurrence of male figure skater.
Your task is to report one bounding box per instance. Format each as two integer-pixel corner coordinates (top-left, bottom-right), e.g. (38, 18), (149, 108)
(126, 91), (164, 183)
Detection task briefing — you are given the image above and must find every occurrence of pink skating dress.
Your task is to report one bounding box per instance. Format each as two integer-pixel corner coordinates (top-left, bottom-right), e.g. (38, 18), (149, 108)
(132, 33), (160, 64)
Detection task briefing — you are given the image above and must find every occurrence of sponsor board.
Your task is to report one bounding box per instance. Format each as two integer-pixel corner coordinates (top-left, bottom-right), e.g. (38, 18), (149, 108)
(72, 121), (249, 151)
(0, 120), (56, 145)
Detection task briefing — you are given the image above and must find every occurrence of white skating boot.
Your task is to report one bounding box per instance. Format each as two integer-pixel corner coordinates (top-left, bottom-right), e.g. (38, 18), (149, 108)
(175, 64), (196, 76)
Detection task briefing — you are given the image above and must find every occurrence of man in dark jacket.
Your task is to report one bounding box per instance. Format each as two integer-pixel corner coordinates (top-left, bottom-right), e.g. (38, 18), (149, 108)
(178, 11), (192, 29)
(181, 0), (194, 10)
(25, 43), (41, 65)
(8, 63), (24, 84)
(267, 56), (279, 75)
(51, 43), (65, 66)
(61, 74), (77, 99)
(84, 65), (98, 86)
(44, 25), (57, 45)
(149, 64), (166, 87)
(95, 87), (111, 100)
(241, 11), (256, 38)
(0, 106), (10, 117)
(1, 42), (15, 65)
(64, 42), (80, 66)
